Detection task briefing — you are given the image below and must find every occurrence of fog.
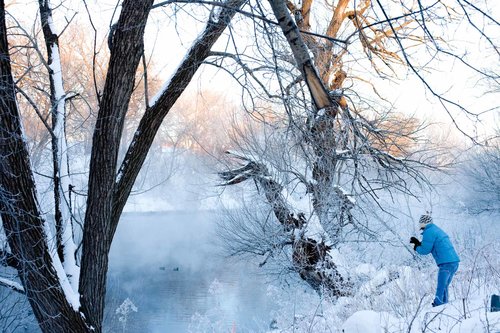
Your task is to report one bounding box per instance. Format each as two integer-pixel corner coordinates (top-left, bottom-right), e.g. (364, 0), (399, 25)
(105, 211), (273, 333)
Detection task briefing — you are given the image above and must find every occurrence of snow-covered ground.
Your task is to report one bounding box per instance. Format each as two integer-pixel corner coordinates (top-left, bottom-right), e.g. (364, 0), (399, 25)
(2, 149), (498, 332)
(252, 193), (500, 333)
(88, 151), (500, 332)
(110, 154), (499, 333)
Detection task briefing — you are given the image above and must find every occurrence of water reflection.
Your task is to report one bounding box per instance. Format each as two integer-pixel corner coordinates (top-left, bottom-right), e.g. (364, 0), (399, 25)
(106, 211), (271, 333)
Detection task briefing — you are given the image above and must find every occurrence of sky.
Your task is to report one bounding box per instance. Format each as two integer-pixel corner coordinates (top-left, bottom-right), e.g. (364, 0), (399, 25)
(6, 0), (499, 143)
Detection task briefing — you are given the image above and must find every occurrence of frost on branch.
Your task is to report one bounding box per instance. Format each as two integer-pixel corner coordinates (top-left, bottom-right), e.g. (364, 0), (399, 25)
(219, 152), (267, 186)
(219, 151), (352, 298)
(116, 298), (138, 331)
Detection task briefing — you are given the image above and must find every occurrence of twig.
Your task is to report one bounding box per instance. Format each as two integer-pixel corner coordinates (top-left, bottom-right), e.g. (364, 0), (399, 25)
(407, 294), (426, 332)
(82, 0), (101, 105)
(152, 0), (347, 45)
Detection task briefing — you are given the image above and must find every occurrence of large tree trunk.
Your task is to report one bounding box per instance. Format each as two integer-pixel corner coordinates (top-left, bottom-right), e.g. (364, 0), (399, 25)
(79, 1), (154, 331)
(220, 154), (352, 297)
(112, 0), (246, 228)
(0, 2), (90, 331)
(268, 0), (353, 241)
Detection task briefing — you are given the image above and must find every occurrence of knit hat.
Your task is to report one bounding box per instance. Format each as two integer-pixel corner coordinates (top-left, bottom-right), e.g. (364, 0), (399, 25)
(419, 215), (432, 229)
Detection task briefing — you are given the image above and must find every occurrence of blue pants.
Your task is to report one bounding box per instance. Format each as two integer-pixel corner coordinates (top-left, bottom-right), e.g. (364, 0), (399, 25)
(433, 262), (459, 306)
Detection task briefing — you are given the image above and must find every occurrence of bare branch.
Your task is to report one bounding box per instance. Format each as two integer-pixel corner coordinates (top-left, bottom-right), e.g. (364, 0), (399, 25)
(113, 0), (247, 227)
(0, 277), (24, 294)
(0, 250), (20, 270)
(374, 0), (481, 143)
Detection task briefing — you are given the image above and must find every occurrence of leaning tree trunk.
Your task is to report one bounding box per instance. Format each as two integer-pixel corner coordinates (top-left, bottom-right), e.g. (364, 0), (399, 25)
(78, 1), (154, 331)
(270, 0), (355, 284)
(219, 0), (354, 297)
(0, 2), (90, 331)
(268, 0), (352, 241)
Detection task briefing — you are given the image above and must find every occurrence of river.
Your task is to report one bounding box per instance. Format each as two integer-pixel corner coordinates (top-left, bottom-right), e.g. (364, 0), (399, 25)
(106, 211), (273, 333)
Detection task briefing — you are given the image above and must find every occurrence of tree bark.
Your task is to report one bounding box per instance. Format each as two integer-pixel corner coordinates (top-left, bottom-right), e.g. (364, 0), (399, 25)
(268, 0), (334, 113)
(79, 1), (154, 331)
(0, 2), (90, 331)
(38, 0), (78, 289)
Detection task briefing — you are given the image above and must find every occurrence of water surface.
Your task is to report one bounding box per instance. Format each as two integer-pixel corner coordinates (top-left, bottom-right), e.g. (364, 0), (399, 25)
(107, 211), (272, 333)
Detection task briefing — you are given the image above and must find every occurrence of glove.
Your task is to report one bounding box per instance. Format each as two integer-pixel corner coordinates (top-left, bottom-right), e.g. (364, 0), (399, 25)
(410, 237), (421, 251)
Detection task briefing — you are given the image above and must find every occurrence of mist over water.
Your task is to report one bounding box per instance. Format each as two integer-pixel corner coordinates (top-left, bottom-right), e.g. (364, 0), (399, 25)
(106, 211), (272, 333)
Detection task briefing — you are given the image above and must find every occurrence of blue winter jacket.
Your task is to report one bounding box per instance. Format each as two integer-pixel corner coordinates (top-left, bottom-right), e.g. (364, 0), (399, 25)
(416, 223), (460, 265)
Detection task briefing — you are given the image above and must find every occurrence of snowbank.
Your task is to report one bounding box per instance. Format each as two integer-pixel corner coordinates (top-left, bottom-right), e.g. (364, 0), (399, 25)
(341, 310), (400, 333)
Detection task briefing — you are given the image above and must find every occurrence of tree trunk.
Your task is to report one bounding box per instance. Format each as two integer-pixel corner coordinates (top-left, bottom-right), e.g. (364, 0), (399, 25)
(79, 1), (154, 331)
(217, 1), (353, 296)
(0, 2), (90, 331)
(38, 0), (79, 289)
(268, 0), (352, 240)
(219, 154), (352, 297)
(112, 0), (246, 228)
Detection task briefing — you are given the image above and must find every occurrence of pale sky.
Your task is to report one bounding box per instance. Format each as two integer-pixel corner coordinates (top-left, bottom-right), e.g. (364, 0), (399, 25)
(6, 0), (499, 143)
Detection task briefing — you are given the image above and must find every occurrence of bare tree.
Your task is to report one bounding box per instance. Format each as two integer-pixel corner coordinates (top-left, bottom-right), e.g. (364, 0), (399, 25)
(0, 0), (245, 331)
(459, 134), (500, 214)
(217, 0), (498, 297)
(0, 0), (497, 330)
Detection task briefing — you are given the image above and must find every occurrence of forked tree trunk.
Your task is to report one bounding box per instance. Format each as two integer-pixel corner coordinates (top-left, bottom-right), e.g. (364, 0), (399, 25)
(80, 0), (246, 331)
(218, 0), (353, 297)
(79, 1), (154, 331)
(1, 0), (247, 331)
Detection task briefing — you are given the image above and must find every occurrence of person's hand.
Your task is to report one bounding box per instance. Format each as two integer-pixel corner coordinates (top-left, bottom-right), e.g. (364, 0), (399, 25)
(410, 237), (421, 250)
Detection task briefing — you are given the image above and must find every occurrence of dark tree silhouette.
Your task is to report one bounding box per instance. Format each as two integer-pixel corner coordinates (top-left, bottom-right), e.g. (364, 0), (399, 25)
(0, 0), (245, 331)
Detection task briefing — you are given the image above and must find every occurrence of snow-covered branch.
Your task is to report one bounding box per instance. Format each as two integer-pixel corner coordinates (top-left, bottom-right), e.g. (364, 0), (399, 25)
(38, 0), (79, 293)
(0, 277), (24, 294)
(113, 0), (246, 224)
(220, 151), (352, 297)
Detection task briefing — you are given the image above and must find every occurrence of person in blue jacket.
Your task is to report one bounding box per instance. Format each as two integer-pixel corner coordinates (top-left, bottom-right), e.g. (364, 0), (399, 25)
(410, 215), (460, 306)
